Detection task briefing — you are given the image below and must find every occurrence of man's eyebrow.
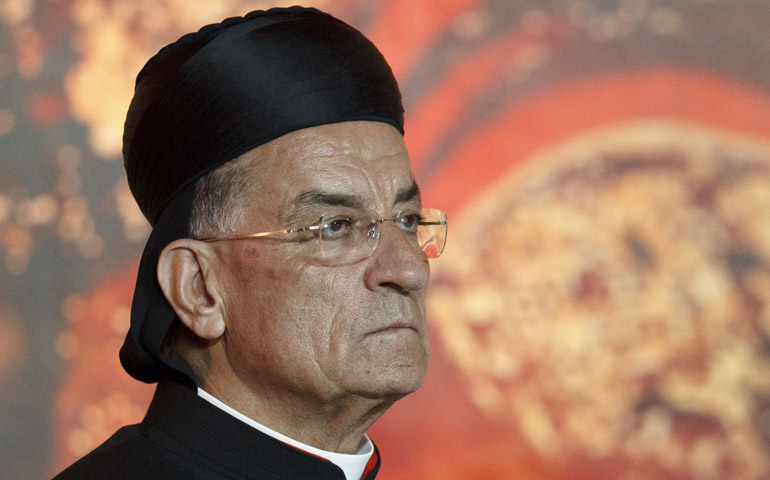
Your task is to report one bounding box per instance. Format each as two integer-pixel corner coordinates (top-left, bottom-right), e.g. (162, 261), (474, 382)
(291, 181), (421, 217)
(395, 182), (421, 205)
(293, 190), (366, 210)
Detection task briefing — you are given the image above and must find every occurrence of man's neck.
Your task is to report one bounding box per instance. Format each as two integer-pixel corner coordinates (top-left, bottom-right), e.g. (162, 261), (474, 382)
(199, 379), (395, 454)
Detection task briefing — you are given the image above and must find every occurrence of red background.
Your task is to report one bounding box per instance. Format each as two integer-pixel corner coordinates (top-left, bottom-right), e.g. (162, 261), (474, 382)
(2, 1), (770, 479)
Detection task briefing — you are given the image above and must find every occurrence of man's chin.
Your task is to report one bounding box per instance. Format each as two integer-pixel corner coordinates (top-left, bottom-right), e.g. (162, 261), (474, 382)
(349, 364), (429, 401)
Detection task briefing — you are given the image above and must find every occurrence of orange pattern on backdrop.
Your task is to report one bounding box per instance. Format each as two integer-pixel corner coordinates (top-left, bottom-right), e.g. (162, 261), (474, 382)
(54, 264), (151, 466)
(424, 69), (770, 215)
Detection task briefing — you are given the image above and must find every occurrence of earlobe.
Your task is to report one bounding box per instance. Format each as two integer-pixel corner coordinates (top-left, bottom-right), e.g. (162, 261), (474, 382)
(157, 239), (226, 340)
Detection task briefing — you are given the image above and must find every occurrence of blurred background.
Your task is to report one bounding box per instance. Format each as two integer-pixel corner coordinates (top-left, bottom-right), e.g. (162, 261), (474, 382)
(2, 0), (770, 478)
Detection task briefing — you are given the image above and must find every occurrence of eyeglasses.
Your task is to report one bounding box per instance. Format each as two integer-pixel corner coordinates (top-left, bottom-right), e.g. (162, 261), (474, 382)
(201, 207), (447, 266)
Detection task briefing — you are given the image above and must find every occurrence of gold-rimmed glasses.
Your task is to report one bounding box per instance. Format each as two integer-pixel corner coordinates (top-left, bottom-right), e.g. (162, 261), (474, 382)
(201, 208), (447, 266)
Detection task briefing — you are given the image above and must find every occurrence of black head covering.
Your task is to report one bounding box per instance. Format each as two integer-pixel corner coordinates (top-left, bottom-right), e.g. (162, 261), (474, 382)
(120, 6), (404, 383)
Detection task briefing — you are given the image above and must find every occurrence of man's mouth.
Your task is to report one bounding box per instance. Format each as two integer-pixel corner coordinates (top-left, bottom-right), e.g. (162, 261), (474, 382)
(368, 320), (418, 335)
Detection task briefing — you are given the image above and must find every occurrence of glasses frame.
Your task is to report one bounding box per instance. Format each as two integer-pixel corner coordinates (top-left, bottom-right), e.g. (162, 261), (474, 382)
(200, 207), (447, 263)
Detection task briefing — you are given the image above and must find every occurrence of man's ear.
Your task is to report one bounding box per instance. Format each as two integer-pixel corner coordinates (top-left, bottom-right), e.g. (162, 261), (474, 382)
(157, 239), (225, 340)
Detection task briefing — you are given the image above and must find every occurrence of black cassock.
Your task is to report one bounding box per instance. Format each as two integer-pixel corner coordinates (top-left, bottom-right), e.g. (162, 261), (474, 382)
(54, 378), (380, 479)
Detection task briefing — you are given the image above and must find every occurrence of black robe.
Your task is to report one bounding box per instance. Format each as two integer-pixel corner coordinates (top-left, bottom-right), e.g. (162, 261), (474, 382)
(54, 378), (380, 479)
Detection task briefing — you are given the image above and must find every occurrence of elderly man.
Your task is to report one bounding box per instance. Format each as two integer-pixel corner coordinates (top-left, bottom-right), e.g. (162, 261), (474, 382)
(55, 6), (446, 480)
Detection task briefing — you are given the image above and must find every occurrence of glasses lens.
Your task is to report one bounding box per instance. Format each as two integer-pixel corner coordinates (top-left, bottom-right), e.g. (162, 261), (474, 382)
(316, 209), (446, 264)
(417, 208), (447, 259)
(318, 215), (379, 264)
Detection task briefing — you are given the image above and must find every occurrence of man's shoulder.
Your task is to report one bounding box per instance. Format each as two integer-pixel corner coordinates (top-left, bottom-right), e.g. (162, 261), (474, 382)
(54, 424), (141, 479)
(53, 422), (214, 480)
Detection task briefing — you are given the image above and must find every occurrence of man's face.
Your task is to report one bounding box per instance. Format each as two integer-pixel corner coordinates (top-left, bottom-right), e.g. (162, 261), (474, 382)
(211, 121), (431, 407)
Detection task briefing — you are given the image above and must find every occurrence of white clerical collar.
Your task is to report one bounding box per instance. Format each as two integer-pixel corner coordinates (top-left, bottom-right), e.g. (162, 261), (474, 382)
(197, 387), (374, 480)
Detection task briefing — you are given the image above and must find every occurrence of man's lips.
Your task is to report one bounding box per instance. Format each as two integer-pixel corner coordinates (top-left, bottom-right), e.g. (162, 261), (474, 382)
(368, 321), (419, 335)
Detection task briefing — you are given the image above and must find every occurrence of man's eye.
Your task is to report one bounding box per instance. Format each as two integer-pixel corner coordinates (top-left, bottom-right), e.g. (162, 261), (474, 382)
(398, 213), (422, 232)
(320, 216), (354, 240)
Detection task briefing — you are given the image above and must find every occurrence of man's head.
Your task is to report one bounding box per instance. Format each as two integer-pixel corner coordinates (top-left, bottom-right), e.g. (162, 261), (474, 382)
(157, 121), (431, 415)
(119, 7), (409, 384)
(118, 6), (446, 422)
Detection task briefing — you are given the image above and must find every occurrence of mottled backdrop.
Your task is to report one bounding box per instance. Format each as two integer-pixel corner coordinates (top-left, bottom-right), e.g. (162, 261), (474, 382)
(2, 0), (770, 479)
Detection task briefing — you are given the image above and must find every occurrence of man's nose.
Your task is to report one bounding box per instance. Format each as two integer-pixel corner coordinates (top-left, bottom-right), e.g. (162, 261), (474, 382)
(363, 222), (430, 294)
